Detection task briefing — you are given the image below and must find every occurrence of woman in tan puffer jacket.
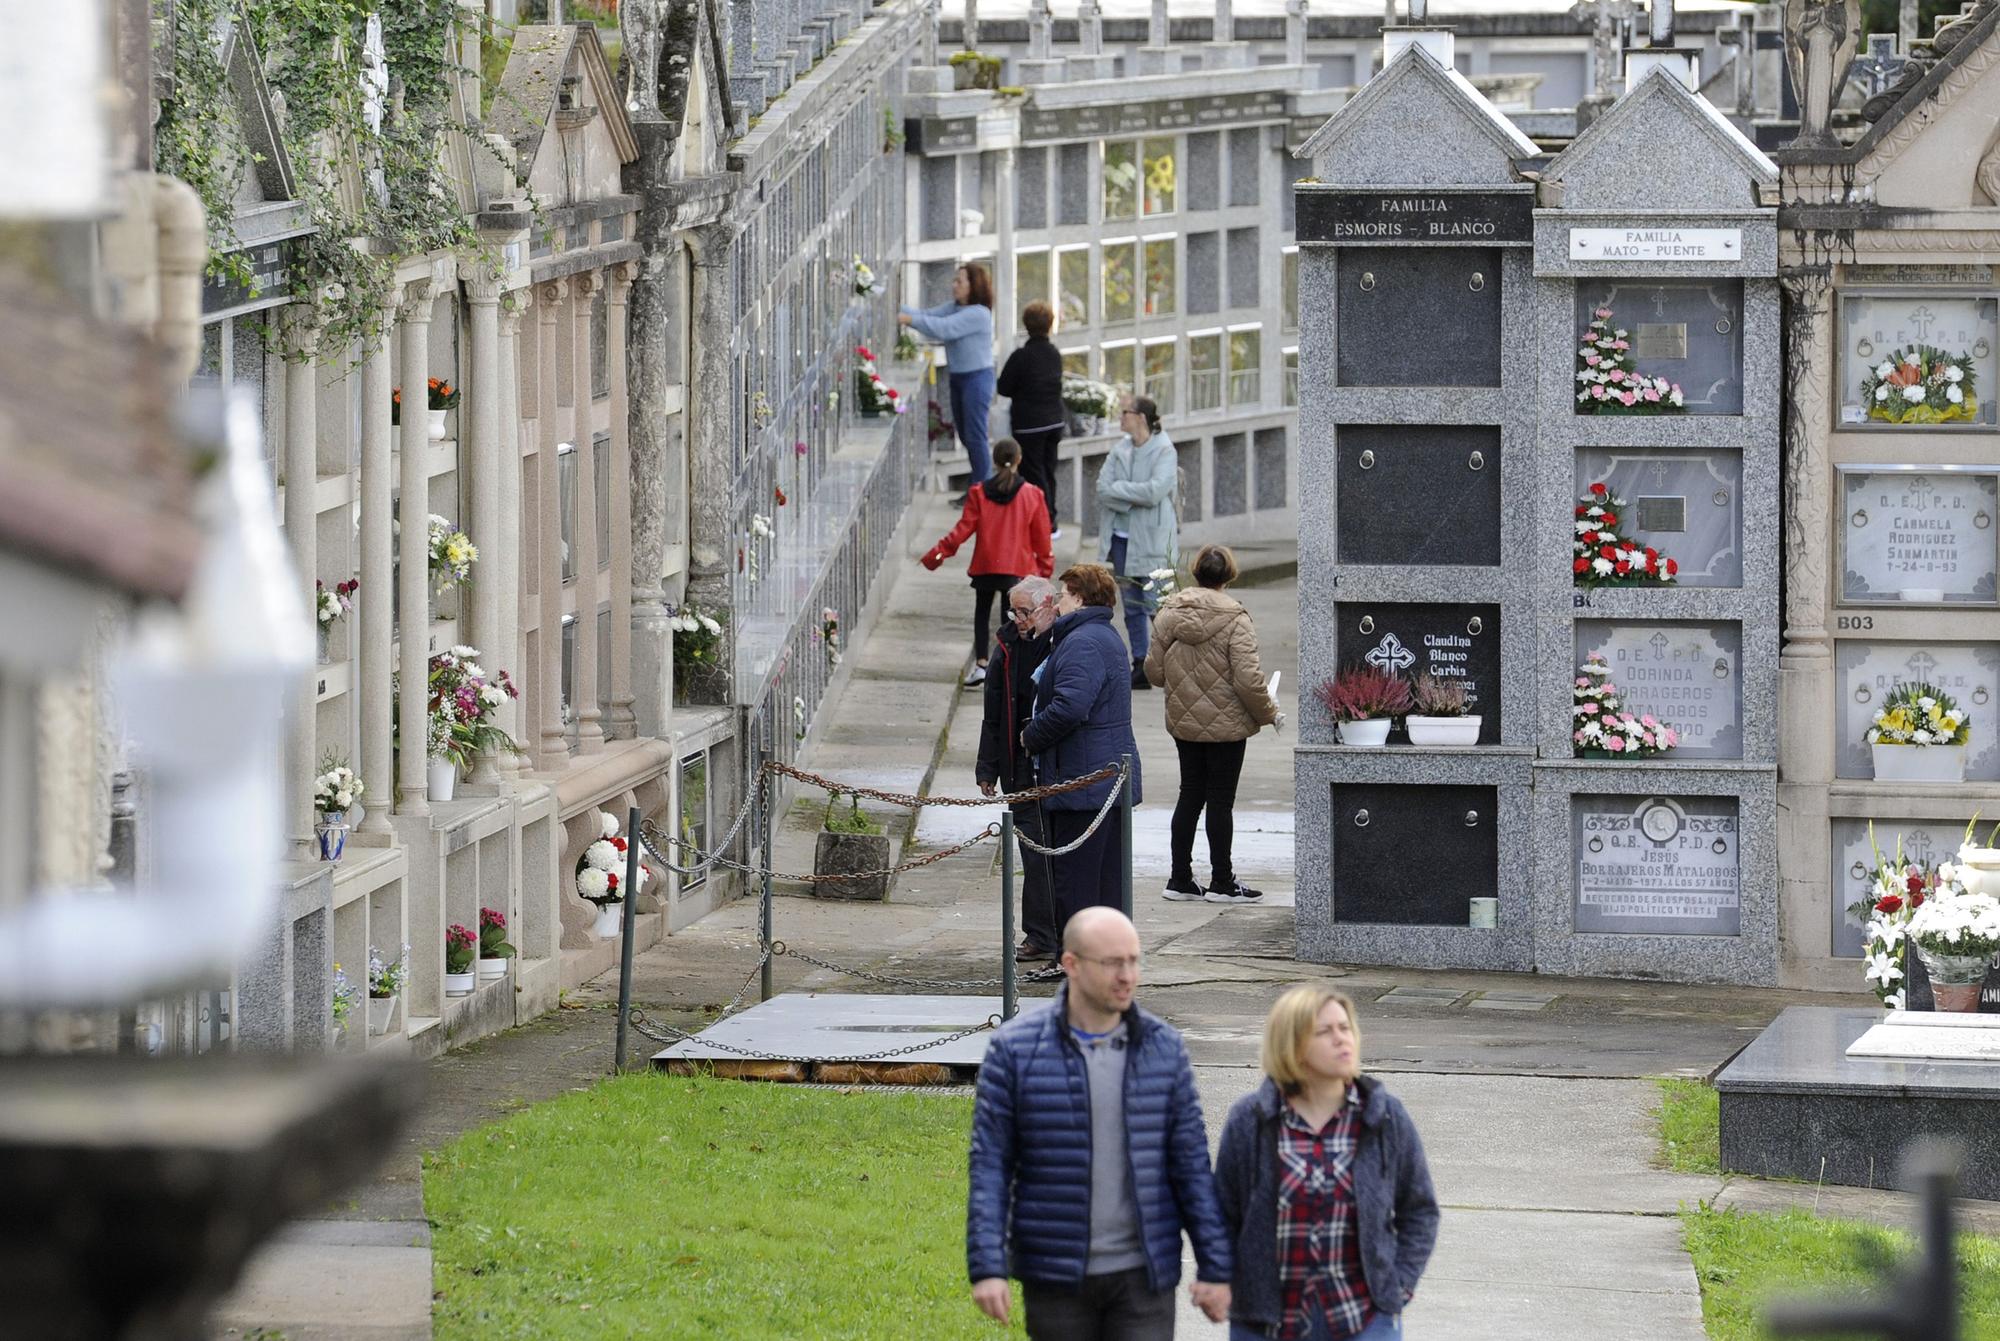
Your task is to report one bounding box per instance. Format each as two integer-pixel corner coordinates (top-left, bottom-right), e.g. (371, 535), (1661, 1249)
(1143, 545), (1280, 905)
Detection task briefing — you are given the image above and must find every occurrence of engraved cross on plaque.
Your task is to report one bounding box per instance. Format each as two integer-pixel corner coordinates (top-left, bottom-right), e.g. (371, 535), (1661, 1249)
(1366, 632), (1417, 673)
(1909, 304), (1937, 339)
(1906, 650), (1940, 681)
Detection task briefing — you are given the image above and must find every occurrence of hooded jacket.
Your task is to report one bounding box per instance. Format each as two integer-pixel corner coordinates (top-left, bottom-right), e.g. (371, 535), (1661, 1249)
(1024, 605), (1142, 811)
(923, 474), (1054, 578)
(1143, 587), (1280, 743)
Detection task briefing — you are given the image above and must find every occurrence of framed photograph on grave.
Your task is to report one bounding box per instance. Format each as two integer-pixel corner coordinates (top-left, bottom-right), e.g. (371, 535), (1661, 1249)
(1838, 466), (2000, 606)
(1835, 640), (2000, 780)
(1573, 621), (1743, 759)
(1573, 281), (1744, 415)
(1576, 449), (1743, 588)
(1836, 291), (1999, 429)
(1827, 817), (1964, 958)
(1571, 795), (1740, 936)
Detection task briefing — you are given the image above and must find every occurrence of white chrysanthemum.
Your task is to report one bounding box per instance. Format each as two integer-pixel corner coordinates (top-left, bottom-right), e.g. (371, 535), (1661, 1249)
(1948, 384), (1965, 404)
(577, 867), (610, 900)
(1946, 365), (1965, 383)
(599, 810), (621, 838)
(586, 838), (621, 871)
(700, 615), (721, 635)
(1876, 361), (1895, 379)
(1903, 384), (1927, 403)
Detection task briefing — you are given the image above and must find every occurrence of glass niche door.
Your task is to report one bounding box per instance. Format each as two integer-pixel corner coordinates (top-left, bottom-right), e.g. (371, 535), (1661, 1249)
(1837, 291), (2000, 429)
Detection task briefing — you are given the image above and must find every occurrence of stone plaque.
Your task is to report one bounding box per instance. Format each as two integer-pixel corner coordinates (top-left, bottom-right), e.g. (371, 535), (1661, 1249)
(1635, 323), (1688, 360)
(1835, 641), (2000, 780)
(1295, 190), (1533, 245)
(1840, 468), (2000, 605)
(1572, 795), (1741, 936)
(1021, 90), (1289, 143)
(1575, 281), (1744, 414)
(1837, 293), (1999, 428)
(907, 116), (978, 153)
(1828, 817), (1964, 958)
(1338, 426), (1500, 567)
(1337, 602), (1502, 742)
(1574, 621), (1743, 758)
(1337, 249), (1501, 388)
(1568, 228), (1742, 262)
(1332, 783), (1497, 925)
(1577, 450), (1743, 588)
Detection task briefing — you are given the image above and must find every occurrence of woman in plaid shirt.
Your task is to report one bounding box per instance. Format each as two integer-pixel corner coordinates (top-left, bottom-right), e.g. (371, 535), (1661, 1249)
(1213, 988), (1440, 1339)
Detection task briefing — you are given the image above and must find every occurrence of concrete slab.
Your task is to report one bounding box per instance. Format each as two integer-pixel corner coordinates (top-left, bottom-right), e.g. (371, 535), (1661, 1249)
(1160, 908), (1298, 959)
(1382, 986), (1468, 1004)
(651, 992), (1005, 1065)
(210, 1232), (433, 1337)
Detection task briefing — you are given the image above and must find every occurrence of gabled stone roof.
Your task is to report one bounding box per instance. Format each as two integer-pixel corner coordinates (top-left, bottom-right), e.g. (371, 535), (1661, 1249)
(1542, 65), (1776, 209)
(490, 24), (640, 178)
(1295, 42), (1535, 185)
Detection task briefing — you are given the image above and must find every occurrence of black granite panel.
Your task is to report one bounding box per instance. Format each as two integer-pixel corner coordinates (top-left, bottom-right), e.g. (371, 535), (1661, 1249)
(1228, 127), (1262, 207)
(1057, 144), (1090, 226)
(1897, 944), (2000, 1012)
(1254, 427), (1287, 512)
(1214, 433), (1247, 516)
(1295, 190), (1533, 245)
(921, 156), (957, 242)
(1331, 782), (1497, 925)
(1186, 232), (1220, 315)
(1181, 439), (1204, 523)
(1335, 602), (1503, 740)
(1336, 426), (1500, 566)
(1017, 146), (1049, 231)
(1186, 133), (1220, 213)
(1227, 228), (1260, 309)
(1335, 249), (1501, 388)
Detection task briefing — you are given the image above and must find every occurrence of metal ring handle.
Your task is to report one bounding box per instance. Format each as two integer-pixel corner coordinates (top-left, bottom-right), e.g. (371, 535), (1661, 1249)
(1855, 686), (1872, 704)
(1464, 810), (1479, 827)
(1353, 809), (1370, 827)
(1359, 272), (1376, 292)
(1467, 617), (1483, 636)
(1359, 615), (1375, 635)
(1851, 861), (1868, 881)
(1468, 450), (1484, 471)
(1359, 450), (1376, 469)
(1469, 272), (1485, 292)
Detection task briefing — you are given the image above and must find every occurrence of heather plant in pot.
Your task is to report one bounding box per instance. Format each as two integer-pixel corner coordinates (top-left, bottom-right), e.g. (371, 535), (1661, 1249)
(1314, 665), (1412, 748)
(1405, 673), (1481, 747)
(444, 923), (477, 997)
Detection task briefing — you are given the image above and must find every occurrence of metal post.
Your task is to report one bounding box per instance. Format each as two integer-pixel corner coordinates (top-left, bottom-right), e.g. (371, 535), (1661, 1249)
(1118, 753), (1134, 920)
(761, 772), (775, 1002)
(1001, 808), (1017, 1020)
(614, 804), (641, 1072)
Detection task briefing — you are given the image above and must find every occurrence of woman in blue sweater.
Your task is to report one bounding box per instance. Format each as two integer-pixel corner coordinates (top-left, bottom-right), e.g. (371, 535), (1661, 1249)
(900, 262), (997, 485)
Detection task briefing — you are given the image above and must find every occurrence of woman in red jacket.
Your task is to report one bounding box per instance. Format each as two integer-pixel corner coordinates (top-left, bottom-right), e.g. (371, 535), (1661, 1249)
(923, 438), (1054, 686)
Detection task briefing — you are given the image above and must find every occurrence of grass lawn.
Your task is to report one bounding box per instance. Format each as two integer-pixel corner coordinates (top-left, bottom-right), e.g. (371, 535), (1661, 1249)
(1653, 1076), (1722, 1175)
(425, 1074), (1023, 1340)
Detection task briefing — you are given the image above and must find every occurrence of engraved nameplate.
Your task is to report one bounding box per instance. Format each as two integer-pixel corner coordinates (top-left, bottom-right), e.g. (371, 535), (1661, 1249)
(1637, 495), (1687, 532)
(1572, 795), (1741, 936)
(1839, 468), (2000, 605)
(1635, 323), (1688, 360)
(1574, 620), (1743, 759)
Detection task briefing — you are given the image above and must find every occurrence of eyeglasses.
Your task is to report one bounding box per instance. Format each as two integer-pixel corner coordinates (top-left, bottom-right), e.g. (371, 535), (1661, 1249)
(1009, 606), (1037, 620)
(1072, 953), (1142, 973)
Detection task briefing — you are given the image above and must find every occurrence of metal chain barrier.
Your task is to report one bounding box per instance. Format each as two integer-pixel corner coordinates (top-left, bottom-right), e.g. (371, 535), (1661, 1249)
(1012, 780), (1124, 857)
(768, 939), (1064, 990)
(627, 1006), (1003, 1064)
(764, 759), (1121, 807)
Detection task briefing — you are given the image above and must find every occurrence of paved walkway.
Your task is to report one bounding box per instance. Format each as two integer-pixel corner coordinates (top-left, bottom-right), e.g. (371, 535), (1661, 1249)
(218, 502), (1961, 1340)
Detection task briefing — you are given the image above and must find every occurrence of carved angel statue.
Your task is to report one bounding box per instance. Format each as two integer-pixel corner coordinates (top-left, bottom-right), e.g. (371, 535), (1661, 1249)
(1783, 0), (1860, 143)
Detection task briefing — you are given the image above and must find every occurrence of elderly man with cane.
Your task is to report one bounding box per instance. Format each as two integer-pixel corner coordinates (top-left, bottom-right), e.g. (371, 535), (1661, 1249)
(979, 576), (1061, 963)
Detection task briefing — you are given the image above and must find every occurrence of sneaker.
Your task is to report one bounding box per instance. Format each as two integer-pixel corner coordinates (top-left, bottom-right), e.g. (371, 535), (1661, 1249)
(964, 664), (989, 687)
(1204, 879), (1264, 905)
(1131, 663), (1153, 690)
(1162, 876), (1205, 902)
(1051, 526), (1063, 541)
(1015, 940), (1057, 963)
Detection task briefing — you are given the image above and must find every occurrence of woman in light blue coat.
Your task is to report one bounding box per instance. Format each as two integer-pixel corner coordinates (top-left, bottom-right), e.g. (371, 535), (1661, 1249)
(900, 263), (997, 485)
(1097, 395), (1181, 689)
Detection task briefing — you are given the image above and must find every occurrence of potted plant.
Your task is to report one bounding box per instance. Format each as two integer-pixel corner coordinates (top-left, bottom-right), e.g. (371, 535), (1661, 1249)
(1956, 816), (2000, 897)
(1061, 374), (1119, 437)
(1866, 682), (1969, 783)
(1405, 673), (1481, 746)
(427, 514), (477, 593)
(367, 944), (408, 1036)
(1313, 665), (1412, 748)
(1850, 827), (1935, 1011)
(425, 376), (459, 440)
(1574, 306), (1686, 414)
(312, 754), (365, 863)
(1571, 484), (1678, 588)
(854, 345), (904, 417)
(477, 907), (515, 984)
(577, 810), (649, 937)
(814, 789), (892, 900)
(444, 923), (477, 996)
(1860, 345), (1978, 425)
(1904, 884), (2000, 1012)
(331, 963), (357, 1047)
(414, 645), (522, 802)
(314, 577), (357, 664)
(1571, 656), (1678, 758)
(670, 602), (727, 703)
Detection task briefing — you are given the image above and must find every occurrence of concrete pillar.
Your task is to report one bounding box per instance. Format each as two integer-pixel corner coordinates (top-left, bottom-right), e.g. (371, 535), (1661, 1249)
(605, 260), (639, 740)
(396, 281), (434, 816)
(1149, 0), (1169, 47)
(629, 238), (682, 739)
(1027, 0), (1051, 59)
(572, 269), (606, 752)
(1286, 0), (1307, 67)
(462, 261), (505, 782)
(995, 146), (1017, 350)
(280, 307), (319, 860)
(683, 225), (737, 702)
(535, 277), (571, 768)
(357, 325), (395, 836)
(1080, 0), (1103, 55)
(496, 288), (529, 774)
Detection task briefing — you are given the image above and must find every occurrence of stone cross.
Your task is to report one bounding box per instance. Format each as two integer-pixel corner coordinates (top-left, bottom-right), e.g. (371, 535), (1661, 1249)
(1286, 0), (1308, 65)
(1028, 0), (1051, 60)
(1849, 32), (1907, 96)
(1784, 0), (1861, 145)
(1079, 0), (1104, 55)
(1150, 0), (1169, 47)
(1570, 0), (1643, 102)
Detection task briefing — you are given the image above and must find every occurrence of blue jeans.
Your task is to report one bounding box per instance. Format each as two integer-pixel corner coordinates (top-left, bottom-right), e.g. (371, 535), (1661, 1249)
(1105, 534), (1157, 661)
(949, 366), (995, 484)
(1231, 1309), (1402, 1341)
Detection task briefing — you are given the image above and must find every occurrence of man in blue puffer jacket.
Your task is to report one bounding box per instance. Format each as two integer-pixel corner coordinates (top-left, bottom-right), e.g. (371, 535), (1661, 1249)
(967, 907), (1232, 1338)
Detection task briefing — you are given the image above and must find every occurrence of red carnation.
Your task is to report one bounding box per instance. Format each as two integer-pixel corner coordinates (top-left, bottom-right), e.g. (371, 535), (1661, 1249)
(1582, 530), (1598, 544)
(605, 871), (619, 891)
(1573, 557), (1589, 574)
(1576, 505), (1589, 517)
(856, 346), (873, 360)
(1614, 560), (1631, 576)
(1912, 888), (1926, 908)
(1600, 512), (1617, 527)
(1876, 894), (1904, 915)
(1665, 559), (1678, 576)
(1644, 547), (1658, 561)
(1599, 545), (1616, 560)
(611, 836), (627, 852)
(1591, 483), (1607, 495)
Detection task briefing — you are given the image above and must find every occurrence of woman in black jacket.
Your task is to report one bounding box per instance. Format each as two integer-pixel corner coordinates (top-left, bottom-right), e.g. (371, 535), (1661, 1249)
(1214, 987), (1439, 1340)
(996, 299), (1066, 537)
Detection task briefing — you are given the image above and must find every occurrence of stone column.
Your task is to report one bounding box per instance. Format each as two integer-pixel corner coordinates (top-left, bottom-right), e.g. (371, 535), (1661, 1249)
(357, 322), (396, 836)
(280, 308), (319, 860)
(1080, 0), (1103, 54)
(995, 146), (1017, 351)
(683, 224), (738, 703)
(535, 278), (571, 769)
(571, 269), (607, 752)
(1027, 0), (1050, 59)
(396, 281), (434, 817)
(1286, 0), (1307, 66)
(630, 239), (682, 739)
(1149, 0), (1168, 47)
(496, 288), (529, 774)
(604, 261), (640, 740)
(463, 260), (506, 783)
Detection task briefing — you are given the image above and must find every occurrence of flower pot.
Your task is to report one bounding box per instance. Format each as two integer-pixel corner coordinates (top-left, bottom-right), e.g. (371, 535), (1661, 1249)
(1406, 715), (1482, 747)
(427, 756), (458, 802)
(1870, 743), (1967, 783)
(952, 60), (976, 90)
(445, 969), (476, 997)
(366, 993), (399, 1036)
(1958, 846), (2000, 897)
(316, 811), (349, 864)
(1468, 896), (1498, 929)
(814, 829), (893, 900)
(1338, 718), (1392, 747)
(1916, 945), (1988, 1012)
(427, 408), (449, 441)
(317, 623), (333, 665)
(593, 901), (625, 938)
(477, 957), (509, 984)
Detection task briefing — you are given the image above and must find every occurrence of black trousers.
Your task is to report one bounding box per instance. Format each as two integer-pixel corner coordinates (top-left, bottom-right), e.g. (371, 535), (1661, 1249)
(972, 572), (1023, 662)
(1171, 737), (1248, 888)
(1047, 803), (1127, 935)
(1024, 1268), (1175, 1341)
(1016, 426), (1062, 528)
(1012, 799), (1060, 951)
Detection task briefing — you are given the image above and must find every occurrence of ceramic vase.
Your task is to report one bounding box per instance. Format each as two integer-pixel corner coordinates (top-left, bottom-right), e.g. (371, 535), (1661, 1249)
(593, 902), (625, 938)
(427, 408), (449, 441)
(427, 756), (458, 802)
(1870, 744), (1967, 784)
(1339, 718), (1392, 747)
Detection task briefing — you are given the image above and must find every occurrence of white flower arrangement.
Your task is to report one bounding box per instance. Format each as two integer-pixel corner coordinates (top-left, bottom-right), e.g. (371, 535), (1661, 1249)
(313, 758), (366, 816)
(1571, 656), (1679, 757)
(1849, 826), (1935, 1010)
(1859, 345), (1979, 424)
(1571, 484), (1677, 588)
(1060, 374), (1120, 420)
(316, 579), (358, 627)
(1905, 885), (2000, 961)
(427, 514), (477, 591)
(576, 809), (649, 907)
(1575, 307), (1686, 414)
(1865, 682), (1969, 748)
(750, 513), (775, 539)
(368, 944), (410, 999)
(852, 255), (885, 298)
